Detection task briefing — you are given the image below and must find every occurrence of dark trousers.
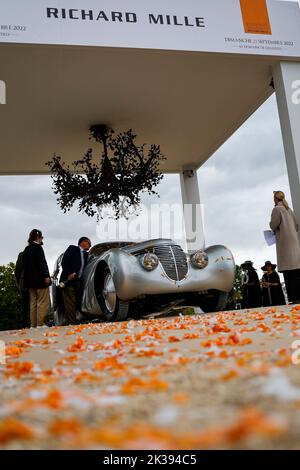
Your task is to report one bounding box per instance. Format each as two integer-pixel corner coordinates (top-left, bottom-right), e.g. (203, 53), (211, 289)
(283, 269), (300, 302)
(62, 281), (81, 324)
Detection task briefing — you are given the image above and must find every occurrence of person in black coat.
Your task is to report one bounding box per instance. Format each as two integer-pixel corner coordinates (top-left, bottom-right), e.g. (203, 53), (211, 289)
(261, 261), (286, 307)
(22, 229), (51, 327)
(14, 251), (30, 328)
(60, 237), (91, 325)
(241, 260), (262, 309)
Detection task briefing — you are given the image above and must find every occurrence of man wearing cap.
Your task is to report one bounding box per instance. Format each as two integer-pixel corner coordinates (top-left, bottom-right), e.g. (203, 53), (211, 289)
(60, 237), (92, 325)
(22, 229), (51, 327)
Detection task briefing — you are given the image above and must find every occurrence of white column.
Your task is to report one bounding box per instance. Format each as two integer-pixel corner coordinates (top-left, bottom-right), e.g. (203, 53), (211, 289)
(179, 169), (205, 253)
(273, 61), (300, 223)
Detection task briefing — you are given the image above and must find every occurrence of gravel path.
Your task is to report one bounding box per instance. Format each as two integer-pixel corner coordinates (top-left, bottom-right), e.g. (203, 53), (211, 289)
(1, 305), (300, 449)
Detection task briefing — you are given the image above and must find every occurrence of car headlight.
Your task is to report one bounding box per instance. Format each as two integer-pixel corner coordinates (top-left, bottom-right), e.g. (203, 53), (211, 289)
(140, 253), (159, 271)
(191, 250), (209, 269)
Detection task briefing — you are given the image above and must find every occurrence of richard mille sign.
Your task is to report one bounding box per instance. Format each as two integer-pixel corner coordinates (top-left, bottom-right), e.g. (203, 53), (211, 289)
(0, 0), (300, 57)
(46, 8), (206, 27)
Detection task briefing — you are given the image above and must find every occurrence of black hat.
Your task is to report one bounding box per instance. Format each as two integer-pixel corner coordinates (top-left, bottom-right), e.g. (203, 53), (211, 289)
(241, 260), (254, 269)
(261, 261), (277, 271)
(30, 229), (42, 237)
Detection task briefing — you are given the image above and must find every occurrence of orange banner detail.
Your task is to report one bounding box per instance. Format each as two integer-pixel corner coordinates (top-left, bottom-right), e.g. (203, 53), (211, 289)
(240, 0), (272, 35)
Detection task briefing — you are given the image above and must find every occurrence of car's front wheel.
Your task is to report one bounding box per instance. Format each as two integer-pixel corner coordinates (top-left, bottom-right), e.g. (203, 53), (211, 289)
(98, 266), (129, 322)
(198, 290), (229, 313)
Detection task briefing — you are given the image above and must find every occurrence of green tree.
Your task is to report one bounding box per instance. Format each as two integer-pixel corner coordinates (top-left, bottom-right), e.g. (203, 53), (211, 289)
(0, 262), (21, 331)
(226, 264), (243, 310)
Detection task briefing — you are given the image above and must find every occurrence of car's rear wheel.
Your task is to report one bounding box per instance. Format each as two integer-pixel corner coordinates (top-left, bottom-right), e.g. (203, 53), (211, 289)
(198, 290), (229, 313)
(98, 266), (129, 322)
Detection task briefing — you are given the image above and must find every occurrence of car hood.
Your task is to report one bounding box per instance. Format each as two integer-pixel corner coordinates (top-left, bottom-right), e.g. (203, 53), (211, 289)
(121, 238), (179, 255)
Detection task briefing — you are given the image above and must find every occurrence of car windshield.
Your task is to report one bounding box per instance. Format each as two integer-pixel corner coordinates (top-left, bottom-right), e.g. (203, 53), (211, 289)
(90, 241), (136, 257)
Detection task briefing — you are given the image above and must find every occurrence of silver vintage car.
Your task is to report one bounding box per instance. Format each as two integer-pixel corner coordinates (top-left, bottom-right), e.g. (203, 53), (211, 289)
(52, 239), (235, 324)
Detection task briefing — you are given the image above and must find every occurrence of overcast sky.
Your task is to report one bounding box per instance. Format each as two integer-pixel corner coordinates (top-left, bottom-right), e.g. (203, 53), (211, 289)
(0, 0), (299, 280)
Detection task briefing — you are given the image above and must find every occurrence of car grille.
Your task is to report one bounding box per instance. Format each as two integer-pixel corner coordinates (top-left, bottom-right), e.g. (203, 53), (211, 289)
(153, 245), (188, 281)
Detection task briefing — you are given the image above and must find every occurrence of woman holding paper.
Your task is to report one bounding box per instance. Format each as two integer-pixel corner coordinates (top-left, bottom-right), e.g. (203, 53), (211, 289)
(270, 191), (300, 304)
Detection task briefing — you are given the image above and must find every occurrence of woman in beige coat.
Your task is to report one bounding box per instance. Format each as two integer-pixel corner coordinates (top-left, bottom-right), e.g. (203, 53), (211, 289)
(270, 191), (300, 304)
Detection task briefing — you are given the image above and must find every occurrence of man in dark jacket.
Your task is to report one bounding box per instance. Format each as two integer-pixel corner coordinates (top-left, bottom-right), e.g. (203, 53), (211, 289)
(23, 229), (51, 327)
(60, 237), (91, 325)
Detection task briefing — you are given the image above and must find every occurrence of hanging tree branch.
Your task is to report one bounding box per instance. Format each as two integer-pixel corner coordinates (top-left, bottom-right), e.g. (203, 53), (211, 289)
(46, 125), (166, 219)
